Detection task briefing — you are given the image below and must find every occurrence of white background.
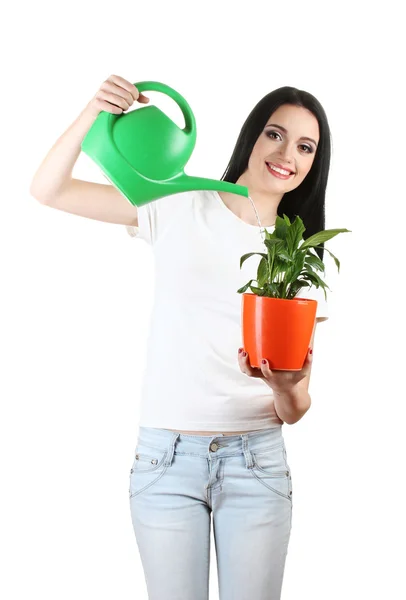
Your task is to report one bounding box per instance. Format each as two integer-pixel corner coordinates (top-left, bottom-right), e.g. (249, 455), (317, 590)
(1, 1), (405, 598)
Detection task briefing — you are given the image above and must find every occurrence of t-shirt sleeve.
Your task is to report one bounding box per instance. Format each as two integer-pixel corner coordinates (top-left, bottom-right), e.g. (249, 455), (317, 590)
(125, 200), (157, 244)
(295, 276), (329, 321)
(125, 192), (192, 245)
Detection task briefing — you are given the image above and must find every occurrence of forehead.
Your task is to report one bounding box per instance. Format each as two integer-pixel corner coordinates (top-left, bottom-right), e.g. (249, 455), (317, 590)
(266, 104), (320, 142)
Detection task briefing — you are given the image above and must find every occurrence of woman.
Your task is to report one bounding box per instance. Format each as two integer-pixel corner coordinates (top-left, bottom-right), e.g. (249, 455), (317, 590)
(30, 74), (331, 600)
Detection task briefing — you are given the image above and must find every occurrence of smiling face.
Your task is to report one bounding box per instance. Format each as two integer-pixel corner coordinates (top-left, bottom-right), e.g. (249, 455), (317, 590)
(245, 104), (320, 194)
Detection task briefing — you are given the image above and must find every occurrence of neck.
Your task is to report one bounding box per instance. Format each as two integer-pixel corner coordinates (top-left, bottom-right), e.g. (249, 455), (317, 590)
(219, 174), (283, 227)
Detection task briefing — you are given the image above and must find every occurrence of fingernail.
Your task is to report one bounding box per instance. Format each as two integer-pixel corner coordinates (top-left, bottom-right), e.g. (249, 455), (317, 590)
(242, 351), (247, 357)
(261, 359), (267, 364)
(238, 348), (243, 354)
(310, 348), (313, 354)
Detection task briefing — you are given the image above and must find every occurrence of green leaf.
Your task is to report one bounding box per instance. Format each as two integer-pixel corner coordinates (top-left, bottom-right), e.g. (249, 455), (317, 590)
(264, 238), (284, 252)
(286, 214), (306, 254)
(299, 271), (330, 301)
(287, 279), (310, 298)
(282, 214), (292, 226)
(274, 216), (289, 242)
(237, 280), (255, 293)
(305, 253), (325, 273)
(300, 228), (351, 250)
(271, 262), (289, 283)
(240, 252), (267, 269)
(315, 245), (341, 273)
(261, 283), (277, 298)
(268, 282), (281, 296)
(250, 285), (265, 295)
(288, 251), (306, 283)
(277, 250), (294, 263)
(301, 269), (326, 286)
(302, 271), (322, 286)
(257, 257), (268, 287)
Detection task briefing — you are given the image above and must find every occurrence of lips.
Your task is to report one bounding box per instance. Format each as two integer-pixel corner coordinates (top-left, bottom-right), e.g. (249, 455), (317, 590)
(266, 163), (295, 181)
(266, 162), (295, 174)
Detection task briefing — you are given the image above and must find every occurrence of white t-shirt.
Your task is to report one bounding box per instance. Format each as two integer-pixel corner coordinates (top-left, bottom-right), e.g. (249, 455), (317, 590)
(126, 190), (329, 432)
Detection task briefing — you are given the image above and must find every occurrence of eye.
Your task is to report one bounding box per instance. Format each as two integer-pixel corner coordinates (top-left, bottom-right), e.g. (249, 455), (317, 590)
(266, 131), (281, 141)
(299, 144), (313, 154)
(266, 130), (314, 154)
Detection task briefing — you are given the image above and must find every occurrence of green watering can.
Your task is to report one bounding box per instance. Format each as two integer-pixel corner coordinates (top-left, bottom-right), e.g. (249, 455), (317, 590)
(81, 81), (249, 207)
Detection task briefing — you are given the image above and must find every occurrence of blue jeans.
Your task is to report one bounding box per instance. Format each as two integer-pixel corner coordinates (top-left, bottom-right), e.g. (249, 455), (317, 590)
(129, 425), (293, 600)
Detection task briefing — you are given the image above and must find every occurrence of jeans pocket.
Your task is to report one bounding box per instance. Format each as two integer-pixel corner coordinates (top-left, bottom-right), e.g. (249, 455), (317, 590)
(251, 442), (292, 500)
(129, 444), (168, 499)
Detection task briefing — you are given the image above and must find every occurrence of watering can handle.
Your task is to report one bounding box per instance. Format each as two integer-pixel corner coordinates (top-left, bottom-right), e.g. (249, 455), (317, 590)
(133, 81), (196, 137)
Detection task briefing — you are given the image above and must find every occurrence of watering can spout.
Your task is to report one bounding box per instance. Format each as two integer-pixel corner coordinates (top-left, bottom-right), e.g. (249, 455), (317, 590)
(99, 171), (248, 207)
(158, 173), (249, 199)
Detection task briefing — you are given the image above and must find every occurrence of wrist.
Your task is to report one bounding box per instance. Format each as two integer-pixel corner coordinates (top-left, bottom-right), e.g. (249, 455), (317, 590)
(273, 386), (311, 425)
(81, 103), (100, 124)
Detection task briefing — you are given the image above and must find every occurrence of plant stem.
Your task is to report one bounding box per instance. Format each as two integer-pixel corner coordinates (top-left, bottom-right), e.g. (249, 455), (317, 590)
(267, 249), (274, 293)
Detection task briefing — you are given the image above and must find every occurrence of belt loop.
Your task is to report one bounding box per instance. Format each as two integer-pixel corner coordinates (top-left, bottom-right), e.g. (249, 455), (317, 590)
(241, 433), (254, 469)
(164, 432), (180, 466)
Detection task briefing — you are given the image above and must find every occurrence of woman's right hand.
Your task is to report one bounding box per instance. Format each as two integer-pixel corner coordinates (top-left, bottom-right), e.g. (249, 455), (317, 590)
(86, 74), (150, 118)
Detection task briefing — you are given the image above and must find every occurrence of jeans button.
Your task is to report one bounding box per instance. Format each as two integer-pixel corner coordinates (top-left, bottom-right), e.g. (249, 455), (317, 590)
(210, 443), (219, 452)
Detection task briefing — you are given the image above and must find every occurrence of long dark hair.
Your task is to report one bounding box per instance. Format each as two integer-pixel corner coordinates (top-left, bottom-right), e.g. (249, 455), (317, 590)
(221, 86), (331, 262)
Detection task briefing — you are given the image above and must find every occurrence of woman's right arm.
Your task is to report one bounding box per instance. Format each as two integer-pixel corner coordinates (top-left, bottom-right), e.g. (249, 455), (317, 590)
(29, 75), (150, 227)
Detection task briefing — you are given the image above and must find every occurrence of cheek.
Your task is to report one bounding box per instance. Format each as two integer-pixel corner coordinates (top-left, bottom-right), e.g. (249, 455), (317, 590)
(249, 139), (267, 164)
(289, 161), (314, 189)
(298, 157), (315, 179)
(248, 151), (262, 171)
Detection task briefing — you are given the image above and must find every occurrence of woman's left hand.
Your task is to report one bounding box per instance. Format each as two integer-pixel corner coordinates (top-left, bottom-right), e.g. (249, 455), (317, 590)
(237, 347), (313, 394)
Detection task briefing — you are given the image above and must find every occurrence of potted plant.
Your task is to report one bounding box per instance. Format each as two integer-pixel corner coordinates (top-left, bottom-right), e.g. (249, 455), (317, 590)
(237, 213), (351, 371)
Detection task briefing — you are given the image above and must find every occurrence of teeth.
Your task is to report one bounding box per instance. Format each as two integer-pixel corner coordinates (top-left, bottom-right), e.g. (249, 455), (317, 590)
(268, 163), (292, 176)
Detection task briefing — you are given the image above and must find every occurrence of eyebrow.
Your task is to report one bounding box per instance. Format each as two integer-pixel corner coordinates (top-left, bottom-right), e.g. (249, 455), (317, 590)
(265, 123), (318, 147)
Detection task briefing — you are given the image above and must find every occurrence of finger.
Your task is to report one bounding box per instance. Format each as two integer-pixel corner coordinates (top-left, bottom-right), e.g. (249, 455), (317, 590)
(302, 347), (313, 370)
(238, 348), (263, 377)
(107, 74), (139, 102)
(238, 349), (257, 376)
(260, 358), (272, 374)
(287, 351), (311, 380)
(260, 359), (275, 381)
(138, 93), (150, 103)
(105, 75), (149, 104)
(237, 348), (249, 374)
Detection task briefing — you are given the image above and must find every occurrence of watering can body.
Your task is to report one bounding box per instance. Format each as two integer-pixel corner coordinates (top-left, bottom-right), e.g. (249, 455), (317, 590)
(81, 81), (249, 207)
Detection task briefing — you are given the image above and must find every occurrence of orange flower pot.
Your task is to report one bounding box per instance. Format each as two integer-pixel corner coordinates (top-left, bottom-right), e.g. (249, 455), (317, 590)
(241, 293), (317, 371)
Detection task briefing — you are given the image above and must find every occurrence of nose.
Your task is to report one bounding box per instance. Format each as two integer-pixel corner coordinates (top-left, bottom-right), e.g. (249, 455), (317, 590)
(277, 144), (295, 168)
(277, 153), (294, 168)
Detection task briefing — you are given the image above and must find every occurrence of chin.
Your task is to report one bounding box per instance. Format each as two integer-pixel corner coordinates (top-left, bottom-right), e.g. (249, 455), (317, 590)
(264, 178), (291, 191)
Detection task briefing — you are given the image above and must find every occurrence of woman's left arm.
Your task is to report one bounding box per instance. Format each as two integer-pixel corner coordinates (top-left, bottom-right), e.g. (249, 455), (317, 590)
(238, 318), (325, 425)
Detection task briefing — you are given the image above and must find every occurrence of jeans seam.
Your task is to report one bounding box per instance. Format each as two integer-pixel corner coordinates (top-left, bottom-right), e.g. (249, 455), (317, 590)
(248, 468), (292, 501)
(129, 464), (170, 499)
